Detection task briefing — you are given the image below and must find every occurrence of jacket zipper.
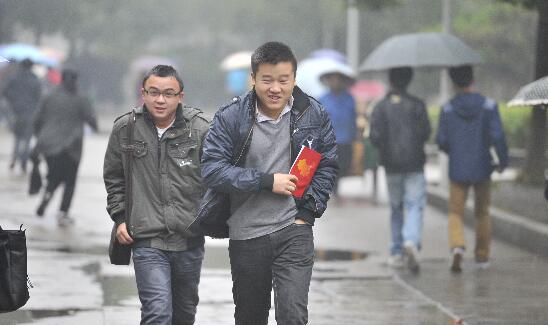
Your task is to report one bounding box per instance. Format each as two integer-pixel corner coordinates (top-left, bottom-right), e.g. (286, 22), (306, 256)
(290, 105), (311, 162)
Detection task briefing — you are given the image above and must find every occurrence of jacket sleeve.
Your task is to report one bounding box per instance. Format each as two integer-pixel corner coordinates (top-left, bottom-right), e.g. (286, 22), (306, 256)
(200, 109), (271, 193)
(297, 108), (339, 225)
(80, 97), (98, 132)
(436, 106), (449, 153)
(488, 103), (509, 169)
(103, 120), (126, 225)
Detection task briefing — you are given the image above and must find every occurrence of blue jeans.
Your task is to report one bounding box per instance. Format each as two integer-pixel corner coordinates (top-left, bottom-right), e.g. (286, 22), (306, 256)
(132, 246), (204, 325)
(229, 223), (314, 325)
(386, 172), (426, 255)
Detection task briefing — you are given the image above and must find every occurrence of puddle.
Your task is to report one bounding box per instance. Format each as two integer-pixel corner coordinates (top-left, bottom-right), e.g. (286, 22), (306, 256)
(315, 249), (368, 261)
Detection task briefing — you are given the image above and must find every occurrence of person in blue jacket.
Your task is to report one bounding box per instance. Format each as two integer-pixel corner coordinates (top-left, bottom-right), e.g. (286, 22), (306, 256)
(436, 65), (508, 273)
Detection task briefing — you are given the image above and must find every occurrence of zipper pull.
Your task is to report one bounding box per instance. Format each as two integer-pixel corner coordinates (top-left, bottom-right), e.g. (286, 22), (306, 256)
(27, 275), (34, 289)
(306, 136), (313, 148)
(292, 128), (299, 135)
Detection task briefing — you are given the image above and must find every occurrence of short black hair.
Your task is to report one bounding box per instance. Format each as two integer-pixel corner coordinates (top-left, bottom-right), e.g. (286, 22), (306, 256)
(142, 65), (184, 90)
(388, 67), (413, 91)
(62, 69), (78, 83)
(21, 59), (33, 69)
(448, 65), (474, 88)
(251, 42), (297, 77)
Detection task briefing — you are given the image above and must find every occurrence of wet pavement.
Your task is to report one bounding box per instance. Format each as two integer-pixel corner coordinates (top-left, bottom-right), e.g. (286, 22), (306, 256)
(1, 126), (547, 325)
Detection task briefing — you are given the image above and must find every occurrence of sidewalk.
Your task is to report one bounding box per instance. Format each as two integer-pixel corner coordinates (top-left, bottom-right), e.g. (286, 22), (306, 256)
(0, 128), (547, 324)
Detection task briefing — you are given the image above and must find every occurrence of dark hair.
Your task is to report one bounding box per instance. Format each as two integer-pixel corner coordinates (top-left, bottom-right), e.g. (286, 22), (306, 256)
(142, 65), (184, 90)
(388, 67), (413, 90)
(448, 65), (474, 88)
(251, 42), (297, 77)
(62, 69), (78, 82)
(21, 59), (33, 69)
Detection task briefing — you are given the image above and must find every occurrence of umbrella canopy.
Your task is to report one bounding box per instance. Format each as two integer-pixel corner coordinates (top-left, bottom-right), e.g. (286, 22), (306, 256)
(310, 48), (347, 63)
(297, 58), (356, 98)
(360, 32), (482, 71)
(0, 43), (58, 66)
(220, 51), (252, 71)
(0, 56), (8, 63)
(508, 76), (548, 107)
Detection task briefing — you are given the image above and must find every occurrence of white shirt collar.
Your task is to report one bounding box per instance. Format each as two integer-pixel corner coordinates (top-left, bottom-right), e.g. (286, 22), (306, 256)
(255, 95), (294, 124)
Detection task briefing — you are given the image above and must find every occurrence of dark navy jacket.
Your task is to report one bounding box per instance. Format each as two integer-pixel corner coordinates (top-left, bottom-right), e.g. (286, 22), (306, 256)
(200, 86), (338, 226)
(436, 92), (508, 183)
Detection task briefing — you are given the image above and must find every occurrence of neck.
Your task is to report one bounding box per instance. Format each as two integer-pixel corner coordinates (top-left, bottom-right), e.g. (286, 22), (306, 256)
(155, 115), (176, 129)
(456, 86), (473, 94)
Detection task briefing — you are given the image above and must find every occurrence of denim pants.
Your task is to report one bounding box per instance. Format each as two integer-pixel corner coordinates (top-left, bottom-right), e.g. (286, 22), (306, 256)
(386, 171), (426, 255)
(229, 223), (314, 325)
(132, 245), (204, 325)
(448, 180), (491, 262)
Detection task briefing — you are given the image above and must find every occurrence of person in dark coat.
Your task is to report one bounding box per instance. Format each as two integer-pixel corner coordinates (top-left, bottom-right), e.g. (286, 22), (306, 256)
(33, 69), (97, 226)
(436, 65), (508, 273)
(2, 59), (42, 173)
(370, 67), (431, 273)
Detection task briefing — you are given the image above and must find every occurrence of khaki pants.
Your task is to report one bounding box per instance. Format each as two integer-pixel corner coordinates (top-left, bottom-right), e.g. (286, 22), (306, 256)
(448, 180), (491, 262)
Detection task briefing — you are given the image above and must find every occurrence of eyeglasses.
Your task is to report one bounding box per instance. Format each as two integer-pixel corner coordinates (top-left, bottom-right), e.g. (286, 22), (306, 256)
(144, 88), (182, 99)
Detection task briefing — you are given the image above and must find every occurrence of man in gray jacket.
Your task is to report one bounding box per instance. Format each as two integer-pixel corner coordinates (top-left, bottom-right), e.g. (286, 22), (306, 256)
(33, 69), (97, 226)
(103, 65), (209, 325)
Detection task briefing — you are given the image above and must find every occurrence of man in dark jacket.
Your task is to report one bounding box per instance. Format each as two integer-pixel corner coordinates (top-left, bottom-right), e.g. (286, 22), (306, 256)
(200, 42), (338, 325)
(103, 65), (209, 325)
(436, 65), (508, 273)
(3, 59), (41, 173)
(370, 67), (431, 273)
(33, 69), (97, 226)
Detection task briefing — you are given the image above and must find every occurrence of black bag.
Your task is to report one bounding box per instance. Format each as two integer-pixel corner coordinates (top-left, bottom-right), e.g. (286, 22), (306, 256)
(28, 159), (42, 195)
(192, 189), (230, 238)
(108, 110), (135, 265)
(0, 225), (29, 313)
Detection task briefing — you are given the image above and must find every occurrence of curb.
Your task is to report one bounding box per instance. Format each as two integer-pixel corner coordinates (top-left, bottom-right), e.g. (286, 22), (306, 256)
(427, 185), (548, 258)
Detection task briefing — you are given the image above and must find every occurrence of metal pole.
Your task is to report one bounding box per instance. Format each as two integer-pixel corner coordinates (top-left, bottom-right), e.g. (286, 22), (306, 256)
(346, 0), (359, 72)
(439, 0), (452, 188)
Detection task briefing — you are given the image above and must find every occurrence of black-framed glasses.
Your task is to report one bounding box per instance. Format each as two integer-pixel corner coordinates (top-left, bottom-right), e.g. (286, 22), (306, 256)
(144, 88), (182, 99)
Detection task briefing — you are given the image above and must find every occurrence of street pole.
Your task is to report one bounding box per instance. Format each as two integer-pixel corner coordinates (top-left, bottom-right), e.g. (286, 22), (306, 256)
(346, 0), (359, 72)
(439, 0), (452, 188)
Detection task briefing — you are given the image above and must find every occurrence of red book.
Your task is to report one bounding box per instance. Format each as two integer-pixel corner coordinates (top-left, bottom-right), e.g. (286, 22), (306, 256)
(289, 145), (322, 198)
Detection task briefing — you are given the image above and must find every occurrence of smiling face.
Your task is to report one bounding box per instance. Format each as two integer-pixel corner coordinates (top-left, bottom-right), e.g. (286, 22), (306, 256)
(141, 75), (183, 128)
(252, 61), (296, 119)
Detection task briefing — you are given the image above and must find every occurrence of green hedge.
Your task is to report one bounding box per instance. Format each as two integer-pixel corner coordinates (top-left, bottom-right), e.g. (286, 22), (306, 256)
(427, 103), (531, 148)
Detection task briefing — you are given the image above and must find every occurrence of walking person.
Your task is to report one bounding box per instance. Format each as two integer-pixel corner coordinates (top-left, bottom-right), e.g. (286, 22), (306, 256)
(436, 65), (508, 273)
(3, 59), (42, 173)
(200, 42), (338, 325)
(103, 65), (209, 324)
(33, 69), (97, 226)
(319, 68), (356, 199)
(370, 67), (431, 273)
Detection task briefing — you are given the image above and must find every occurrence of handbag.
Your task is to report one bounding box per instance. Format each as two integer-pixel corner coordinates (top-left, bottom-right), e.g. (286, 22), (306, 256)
(28, 158), (42, 195)
(108, 110), (135, 265)
(0, 224), (30, 313)
(192, 189), (230, 238)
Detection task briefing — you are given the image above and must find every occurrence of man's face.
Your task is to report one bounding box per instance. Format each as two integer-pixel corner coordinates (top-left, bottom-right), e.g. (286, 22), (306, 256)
(252, 61), (295, 117)
(141, 75), (183, 127)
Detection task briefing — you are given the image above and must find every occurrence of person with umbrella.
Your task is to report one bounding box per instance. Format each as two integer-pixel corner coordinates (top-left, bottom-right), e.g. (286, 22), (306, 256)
(369, 67), (431, 273)
(436, 65), (508, 273)
(318, 62), (356, 199)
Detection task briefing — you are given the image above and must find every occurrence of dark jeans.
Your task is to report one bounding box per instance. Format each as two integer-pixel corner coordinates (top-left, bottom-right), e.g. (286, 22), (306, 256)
(44, 152), (79, 212)
(132, 245), (204, 325)
(229, 223), (314, 325)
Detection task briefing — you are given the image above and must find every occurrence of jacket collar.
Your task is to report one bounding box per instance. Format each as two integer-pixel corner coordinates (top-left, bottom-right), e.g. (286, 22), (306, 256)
(137, 103), (187, 129)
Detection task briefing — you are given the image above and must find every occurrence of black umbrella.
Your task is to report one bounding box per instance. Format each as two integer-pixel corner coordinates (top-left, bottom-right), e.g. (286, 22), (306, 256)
(360, 32), (482, 71)
(508, 76), (548, 107)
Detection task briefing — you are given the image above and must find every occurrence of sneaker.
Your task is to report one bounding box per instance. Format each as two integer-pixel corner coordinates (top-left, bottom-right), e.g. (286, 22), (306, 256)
(475, 260), (490, 270)
(36, 192), (53, 217)
(386, 254), (405, 268)
(57, 212), (75, 227)
(450, 247), (464, 273)
(404, 242), (420, 273)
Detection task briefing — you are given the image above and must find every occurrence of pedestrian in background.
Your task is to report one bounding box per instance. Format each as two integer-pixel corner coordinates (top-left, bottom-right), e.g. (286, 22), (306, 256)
(200, 42), (338, 325)
(2, 59), (42, 173)
(33, 69), (97, 226)
(319, 69), (356, 199)
(370, 67), (431, 273)
(436, 65), (508, 273)
(103, 65), (209, 325)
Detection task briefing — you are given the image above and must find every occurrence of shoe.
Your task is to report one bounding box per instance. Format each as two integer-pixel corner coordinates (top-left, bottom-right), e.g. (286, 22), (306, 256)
(36, 191), (52, 217)
(57, 212), (74, 227)
(475, 258), (490, 270)
(450, 247), (464, 273)
(404, 242), (420, 273)
(386, 254), (405, 268)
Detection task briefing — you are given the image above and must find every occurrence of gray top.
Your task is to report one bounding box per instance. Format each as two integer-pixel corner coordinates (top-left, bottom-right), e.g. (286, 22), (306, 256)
(228, 112), (297, 240)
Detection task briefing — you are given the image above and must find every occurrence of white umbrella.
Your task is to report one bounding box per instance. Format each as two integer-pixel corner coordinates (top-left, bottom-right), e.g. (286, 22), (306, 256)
(508, 76), (548, 107)
(220, 51), (252, 71)
(297, 58), (356, 98)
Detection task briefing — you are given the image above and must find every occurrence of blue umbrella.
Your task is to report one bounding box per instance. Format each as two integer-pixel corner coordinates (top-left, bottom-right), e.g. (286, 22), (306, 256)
(0, 43), (57, 66)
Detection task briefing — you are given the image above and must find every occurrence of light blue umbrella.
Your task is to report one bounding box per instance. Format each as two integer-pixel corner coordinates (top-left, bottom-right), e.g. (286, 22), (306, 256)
(0, 43), (57, 66)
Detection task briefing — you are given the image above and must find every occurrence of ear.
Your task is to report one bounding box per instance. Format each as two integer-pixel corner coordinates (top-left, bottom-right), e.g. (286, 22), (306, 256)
(250, 72), (256, 87)
(140, 87), (146, 100)
(178, 91), (185, 103)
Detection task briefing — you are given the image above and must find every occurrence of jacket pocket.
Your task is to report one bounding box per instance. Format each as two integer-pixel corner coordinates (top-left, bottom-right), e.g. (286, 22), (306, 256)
(168, 140), (198, 168)
(133, 141), (148, 158)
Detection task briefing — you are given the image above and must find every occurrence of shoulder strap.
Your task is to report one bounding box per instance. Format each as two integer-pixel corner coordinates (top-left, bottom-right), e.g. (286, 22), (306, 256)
(124, 110), (136, 236)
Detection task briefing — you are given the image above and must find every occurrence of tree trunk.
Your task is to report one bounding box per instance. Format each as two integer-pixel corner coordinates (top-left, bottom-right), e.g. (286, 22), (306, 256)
(522, 1), (548, 184)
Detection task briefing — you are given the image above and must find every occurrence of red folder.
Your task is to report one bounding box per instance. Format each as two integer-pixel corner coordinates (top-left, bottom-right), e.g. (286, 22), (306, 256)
(289, 145), (322, 198)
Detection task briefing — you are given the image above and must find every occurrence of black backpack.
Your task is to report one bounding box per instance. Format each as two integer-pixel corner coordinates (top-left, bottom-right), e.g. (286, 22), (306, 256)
(0, 224), (30, 313)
